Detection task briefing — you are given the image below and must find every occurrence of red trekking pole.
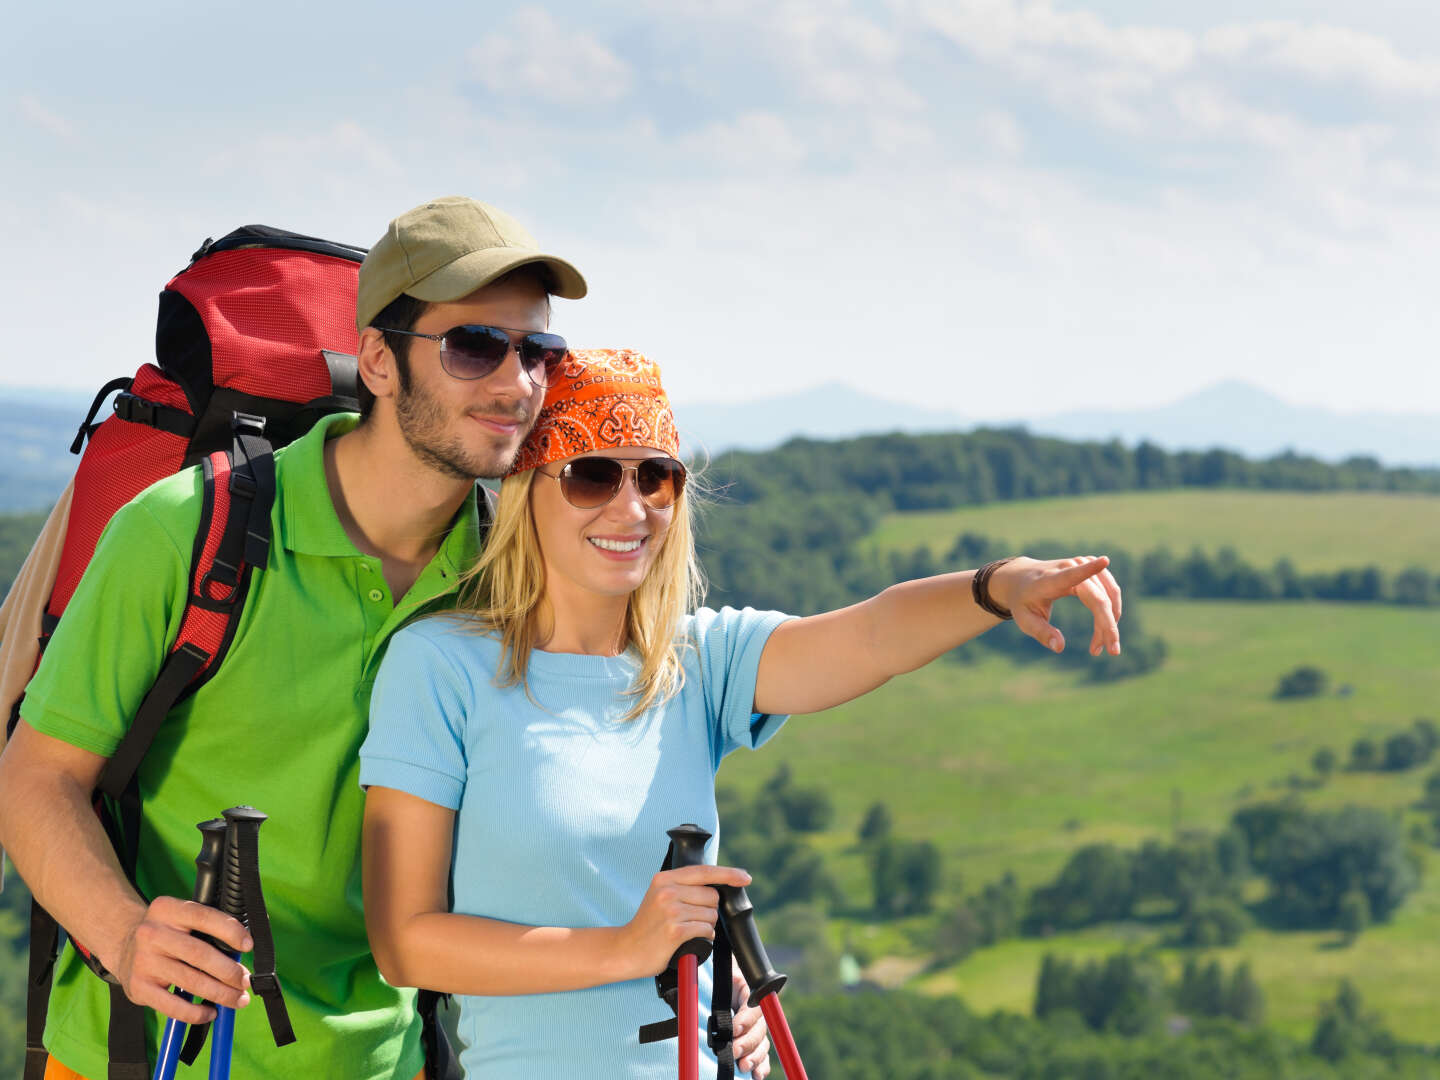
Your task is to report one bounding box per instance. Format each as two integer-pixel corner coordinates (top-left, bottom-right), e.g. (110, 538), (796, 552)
(715, 884), (808, 1080)
(664, 825), (712, 1080)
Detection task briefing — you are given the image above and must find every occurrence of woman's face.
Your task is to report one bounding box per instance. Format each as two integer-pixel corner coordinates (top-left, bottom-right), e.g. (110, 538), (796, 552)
(529, 447), (676, 604)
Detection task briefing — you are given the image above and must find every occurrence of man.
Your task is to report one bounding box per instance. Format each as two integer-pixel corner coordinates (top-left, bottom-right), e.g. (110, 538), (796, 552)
(0, 198), (772, 1079)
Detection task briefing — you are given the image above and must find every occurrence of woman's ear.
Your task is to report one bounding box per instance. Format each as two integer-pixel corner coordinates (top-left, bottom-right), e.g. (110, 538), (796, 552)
(357, 327), (397, 408)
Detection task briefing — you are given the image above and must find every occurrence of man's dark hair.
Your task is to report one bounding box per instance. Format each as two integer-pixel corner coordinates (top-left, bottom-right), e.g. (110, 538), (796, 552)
(359, 265), (556, 420)
(360, 292), (429, 419)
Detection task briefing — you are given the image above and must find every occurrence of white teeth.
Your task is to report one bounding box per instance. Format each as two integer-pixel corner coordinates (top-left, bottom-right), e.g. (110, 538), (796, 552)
(589, 537), (644, 552)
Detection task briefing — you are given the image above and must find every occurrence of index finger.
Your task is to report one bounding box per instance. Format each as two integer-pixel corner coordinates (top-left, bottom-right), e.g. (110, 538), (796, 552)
(1052, 555), (1110, 591)
(664, 864), (753, 888)
(174, 901), (254, 953)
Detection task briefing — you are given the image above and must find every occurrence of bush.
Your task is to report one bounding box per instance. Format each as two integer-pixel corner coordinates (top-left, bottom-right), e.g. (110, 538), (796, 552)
(1259, 805), (1418, 927)
(1383, 731), (1428, 771)
(1274, 665), (1328, 699)
(856, 801), (892, 845)
(871, 839), (943, 917)
(1179, 896), (1249, 947)
(1349, 737), (1379, 771)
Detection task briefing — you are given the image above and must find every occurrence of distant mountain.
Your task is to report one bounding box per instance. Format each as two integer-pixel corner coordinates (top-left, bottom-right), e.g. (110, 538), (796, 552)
(1031, 381), (1440, 468)
(677, 380), (1440, 467)
(675, 381), (967, 458)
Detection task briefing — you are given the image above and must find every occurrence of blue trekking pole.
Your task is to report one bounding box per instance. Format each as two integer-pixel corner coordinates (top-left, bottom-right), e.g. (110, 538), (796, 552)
(152, 818), (228, 1080)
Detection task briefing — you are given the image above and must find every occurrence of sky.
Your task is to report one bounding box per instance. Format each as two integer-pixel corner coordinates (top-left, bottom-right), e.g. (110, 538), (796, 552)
(4, 0), (1440, 420)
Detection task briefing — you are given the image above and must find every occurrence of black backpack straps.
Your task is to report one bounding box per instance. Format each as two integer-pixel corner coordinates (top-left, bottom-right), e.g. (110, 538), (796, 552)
(708, 925), (735, 1080)
(70, 376), (133, 454)
(212, 414), (275, 589)
(106, 985), (150, 1080)
(22, 901), (61, 1080)
(417, 990), (464, 1080)
(98, 645), (210, 803)
(112, 391), (199, 441)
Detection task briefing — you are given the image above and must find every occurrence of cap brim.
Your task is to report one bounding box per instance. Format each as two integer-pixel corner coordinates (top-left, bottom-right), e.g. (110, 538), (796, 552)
(408, 248), (588, 303)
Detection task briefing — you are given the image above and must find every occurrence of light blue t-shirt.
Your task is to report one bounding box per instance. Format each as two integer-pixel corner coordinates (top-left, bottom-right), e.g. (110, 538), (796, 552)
(359, 605), (792, 1079)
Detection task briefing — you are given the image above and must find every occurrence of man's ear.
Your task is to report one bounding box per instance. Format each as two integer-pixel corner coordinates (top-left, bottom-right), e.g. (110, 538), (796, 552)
(357, 326), (396, 405)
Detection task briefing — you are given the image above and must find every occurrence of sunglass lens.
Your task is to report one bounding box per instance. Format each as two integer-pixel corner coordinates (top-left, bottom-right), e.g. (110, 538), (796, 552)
(636, 459), (686, 508)
(561, 458), (625, 508)
(520, 334), (569, 387)
(441, 325), (511, 379)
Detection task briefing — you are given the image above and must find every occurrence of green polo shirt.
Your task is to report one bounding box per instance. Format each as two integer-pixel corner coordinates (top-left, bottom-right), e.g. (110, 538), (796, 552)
(23, 413), (480, 1080)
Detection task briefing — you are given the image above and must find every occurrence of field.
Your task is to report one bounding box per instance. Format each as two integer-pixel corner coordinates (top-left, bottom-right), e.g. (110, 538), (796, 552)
(863, 489), (1440, 572)
(717, 598), (1440, 1041)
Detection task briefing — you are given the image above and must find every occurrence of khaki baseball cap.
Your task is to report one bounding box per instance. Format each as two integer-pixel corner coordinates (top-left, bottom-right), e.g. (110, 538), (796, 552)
(356, 196), (587, 330)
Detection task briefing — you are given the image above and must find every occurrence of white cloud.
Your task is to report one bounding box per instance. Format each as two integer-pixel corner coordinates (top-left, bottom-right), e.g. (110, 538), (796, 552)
(978, 109), (1025, 157)
(18, 95), (73, 139)
(672, 111), (808, 169)
(904, 0), (1194, 73)
(1202, 21), (1440, 96)
(467, 7), (632, 105)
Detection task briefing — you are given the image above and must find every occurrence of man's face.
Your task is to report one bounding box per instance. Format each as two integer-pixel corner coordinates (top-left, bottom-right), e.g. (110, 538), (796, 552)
(391, 276), (551, 480)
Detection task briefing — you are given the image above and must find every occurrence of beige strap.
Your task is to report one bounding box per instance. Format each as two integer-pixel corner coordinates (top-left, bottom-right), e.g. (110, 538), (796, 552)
(0, 478), (74, 890)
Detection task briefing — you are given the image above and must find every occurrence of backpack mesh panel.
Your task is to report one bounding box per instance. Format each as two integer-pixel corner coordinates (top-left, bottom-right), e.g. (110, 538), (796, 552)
(48, 366), (192, 616)
(167, 248), (360, 402)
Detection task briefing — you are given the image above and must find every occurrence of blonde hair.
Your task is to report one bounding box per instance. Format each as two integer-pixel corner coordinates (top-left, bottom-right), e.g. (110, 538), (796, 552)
(455, 467), (705, 719)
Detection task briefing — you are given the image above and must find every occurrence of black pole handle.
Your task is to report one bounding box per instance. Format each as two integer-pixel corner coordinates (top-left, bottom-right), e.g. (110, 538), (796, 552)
(219, 806), (268, 922)
(716, 884), (788, 1006)
(666, 824), (713, 965)
(192, 819), (228, 909)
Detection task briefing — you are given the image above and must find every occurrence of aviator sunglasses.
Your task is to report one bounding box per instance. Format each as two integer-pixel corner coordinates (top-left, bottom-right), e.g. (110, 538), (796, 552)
(539, 456), (688, 511)
(375, 323), (569, 388)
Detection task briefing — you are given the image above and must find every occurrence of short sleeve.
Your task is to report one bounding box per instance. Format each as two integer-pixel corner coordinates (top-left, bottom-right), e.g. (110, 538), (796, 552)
(690, 605), (795, 761)
(360, 624), (472, 810)
(21, 496), (192, 757)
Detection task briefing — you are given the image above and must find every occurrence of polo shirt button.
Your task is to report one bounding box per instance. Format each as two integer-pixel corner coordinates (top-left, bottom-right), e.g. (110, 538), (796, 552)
(368, 589), (384, 602)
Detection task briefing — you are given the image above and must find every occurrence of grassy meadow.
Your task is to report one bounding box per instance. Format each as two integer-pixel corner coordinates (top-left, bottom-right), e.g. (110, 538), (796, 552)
(863, 489), (1440, 571)
(718, 485), (1440, 1042)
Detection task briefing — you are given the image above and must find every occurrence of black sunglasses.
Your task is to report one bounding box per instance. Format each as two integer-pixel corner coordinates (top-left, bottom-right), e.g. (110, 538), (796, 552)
(539, 456), (688, 510)
(376, 324), (568, 388)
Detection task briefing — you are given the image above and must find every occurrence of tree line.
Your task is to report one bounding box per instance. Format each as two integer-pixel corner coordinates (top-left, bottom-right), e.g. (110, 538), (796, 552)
(780, 981), (1437, 1079)
(707, 429), (1440, 510)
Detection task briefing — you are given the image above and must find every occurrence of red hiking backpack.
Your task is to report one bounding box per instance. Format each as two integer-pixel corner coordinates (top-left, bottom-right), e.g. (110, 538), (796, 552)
(12, 227), (460, 1080)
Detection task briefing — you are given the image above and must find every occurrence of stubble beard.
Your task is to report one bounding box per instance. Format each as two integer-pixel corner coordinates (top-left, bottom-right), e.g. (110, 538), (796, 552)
(394, 375), (533, 481)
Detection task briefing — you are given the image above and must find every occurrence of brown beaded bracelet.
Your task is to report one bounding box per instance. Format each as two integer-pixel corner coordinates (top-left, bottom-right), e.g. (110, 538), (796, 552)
(972, 557), (1019, 620)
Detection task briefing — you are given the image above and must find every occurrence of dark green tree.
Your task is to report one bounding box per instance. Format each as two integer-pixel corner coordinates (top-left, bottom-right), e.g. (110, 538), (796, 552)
(1349, 737), (1379, 771)
(1274, 665), (1327, 699)
(1026, 844), (1135, 931)
(856, 801), (892, 845)
(1338, 889), (1370, 944)
(1383, 731), (1426, 771)
(1311, 746), (1337, 779)
(1224, 962), (1266, 1024)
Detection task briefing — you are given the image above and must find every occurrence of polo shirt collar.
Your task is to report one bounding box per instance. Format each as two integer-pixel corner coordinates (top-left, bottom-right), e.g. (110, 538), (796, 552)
(276, 413), (483, 570)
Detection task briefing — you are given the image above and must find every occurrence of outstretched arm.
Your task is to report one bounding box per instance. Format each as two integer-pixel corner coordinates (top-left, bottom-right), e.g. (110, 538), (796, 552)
(754, 555), (1121, 716)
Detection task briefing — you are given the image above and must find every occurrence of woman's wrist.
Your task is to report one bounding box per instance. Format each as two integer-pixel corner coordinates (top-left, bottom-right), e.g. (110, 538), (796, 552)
(973, 557), (1023, 619)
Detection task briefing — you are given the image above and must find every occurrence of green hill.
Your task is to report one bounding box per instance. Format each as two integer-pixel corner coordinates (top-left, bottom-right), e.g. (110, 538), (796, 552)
(864, 489), (1440, 573)
(718, 600), (1440, 1041)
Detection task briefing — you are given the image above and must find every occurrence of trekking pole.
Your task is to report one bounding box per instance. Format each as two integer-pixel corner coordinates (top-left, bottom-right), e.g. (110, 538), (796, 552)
(152, 818), (228, 1080)
(716, 884), (809, 1080)
(666, 824), (713, 1080)
(209, 807), (269, 1080)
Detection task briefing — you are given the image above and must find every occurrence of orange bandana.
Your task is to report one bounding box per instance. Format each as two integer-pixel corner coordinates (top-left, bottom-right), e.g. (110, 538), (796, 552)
(508, 348), (680, 474)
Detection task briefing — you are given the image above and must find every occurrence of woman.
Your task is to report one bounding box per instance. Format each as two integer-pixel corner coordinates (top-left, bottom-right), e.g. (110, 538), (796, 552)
(360, 348), (1121, 1078)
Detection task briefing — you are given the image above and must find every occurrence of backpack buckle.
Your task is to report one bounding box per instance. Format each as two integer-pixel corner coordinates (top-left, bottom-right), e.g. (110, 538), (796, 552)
(231, 411), (267, 439)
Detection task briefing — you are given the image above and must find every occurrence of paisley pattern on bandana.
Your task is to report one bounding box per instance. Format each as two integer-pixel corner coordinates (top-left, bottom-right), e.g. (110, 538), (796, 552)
(508, 348), (680, 474)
